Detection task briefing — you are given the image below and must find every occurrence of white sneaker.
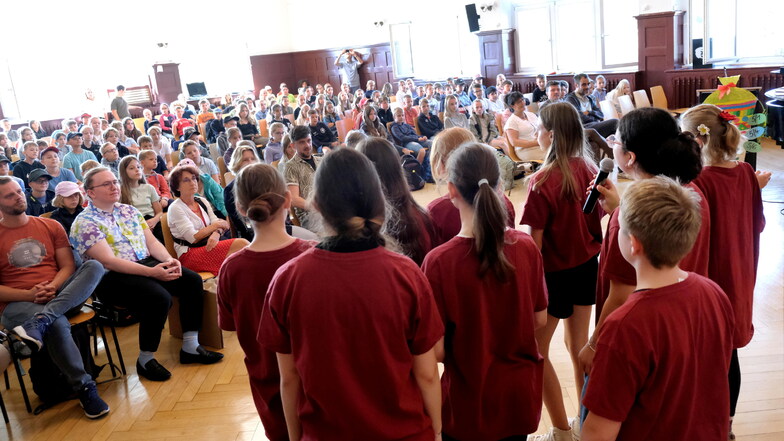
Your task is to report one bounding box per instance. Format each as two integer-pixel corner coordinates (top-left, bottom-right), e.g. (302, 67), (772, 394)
(527, 426), (573, 441)
(569, 417), (581, 441)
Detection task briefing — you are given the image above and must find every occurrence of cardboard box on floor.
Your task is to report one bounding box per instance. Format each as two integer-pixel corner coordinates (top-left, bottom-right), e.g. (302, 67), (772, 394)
(168, 278), (223, 349)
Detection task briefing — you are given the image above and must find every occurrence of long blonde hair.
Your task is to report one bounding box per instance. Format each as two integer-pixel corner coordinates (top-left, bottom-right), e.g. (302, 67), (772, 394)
(531, 102), (596, 200)
(429, 127), (476, 183)
(680, 104), (742, 165)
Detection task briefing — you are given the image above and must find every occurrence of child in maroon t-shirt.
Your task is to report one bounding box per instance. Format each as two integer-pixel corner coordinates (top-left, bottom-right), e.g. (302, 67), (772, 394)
(423, 143), (548, 440)
(216, 163), (314, 441)
(582, 177), (734, 441)
(681, 104), (768, 437)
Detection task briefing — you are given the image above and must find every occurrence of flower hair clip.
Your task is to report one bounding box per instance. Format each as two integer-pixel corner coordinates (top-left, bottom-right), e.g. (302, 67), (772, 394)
(697, 124), (710, 136)
(718, 110), (737, 123)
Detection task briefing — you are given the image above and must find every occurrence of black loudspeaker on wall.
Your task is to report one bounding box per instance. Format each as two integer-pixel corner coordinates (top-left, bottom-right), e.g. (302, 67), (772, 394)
(466, 4), (480, 32)
(693, 38), (713, 69)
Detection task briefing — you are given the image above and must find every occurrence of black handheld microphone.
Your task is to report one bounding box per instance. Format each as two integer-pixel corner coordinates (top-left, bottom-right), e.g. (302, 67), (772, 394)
(583, 158), (615, 214)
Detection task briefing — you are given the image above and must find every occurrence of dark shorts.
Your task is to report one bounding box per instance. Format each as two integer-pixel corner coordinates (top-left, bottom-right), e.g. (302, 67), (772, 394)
(544, 254), (598, 319)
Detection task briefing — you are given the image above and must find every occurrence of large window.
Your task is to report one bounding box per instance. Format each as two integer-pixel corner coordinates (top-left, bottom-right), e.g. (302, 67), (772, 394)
(514, 0), (637, 73)
(692, 0), (784, 64)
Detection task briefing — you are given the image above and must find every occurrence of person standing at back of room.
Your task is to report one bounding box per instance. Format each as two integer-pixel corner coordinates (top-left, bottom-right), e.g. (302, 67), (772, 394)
(260, 148), (443, 441)
(334, 49), (364, 93)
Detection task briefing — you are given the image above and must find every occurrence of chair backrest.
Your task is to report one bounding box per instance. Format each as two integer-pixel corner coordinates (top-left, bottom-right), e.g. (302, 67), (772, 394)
(336, 119), (349, 143)
(526, 102), (540, 114)
(523, 93), (534, 104)
(134, 118), (147, 135)
(271, 160), (280, 169)
(160, 213), (177, 259)
(224, 172), (235, 185)
(650, 85), (668, 110)
(504, 132), (523, 162)
(633, 90), (651, 108)
(258, 119), (269, 137)
(171, 151), (180, 167)
(599, 99), (619, 120)
(217, 157), (228, 187)
(41, 136), (52, 146)
(208, 143), (220, 161)
(40, 212), (53, 218)
(343, 110), (353, 119)
(284, 114), (295, 125)
(198, 122), (208, 141)
(618, 95), (636, 116)
(495, 112), (505, 135)
(438, 112), (444, 122)
(386, 121), (393, 133)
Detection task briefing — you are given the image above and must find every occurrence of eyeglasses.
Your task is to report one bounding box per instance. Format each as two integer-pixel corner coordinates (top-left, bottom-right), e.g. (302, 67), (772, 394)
(104, 148), (117, 153)
(90, 180), (120, 190)
(181, 177), (200, 184)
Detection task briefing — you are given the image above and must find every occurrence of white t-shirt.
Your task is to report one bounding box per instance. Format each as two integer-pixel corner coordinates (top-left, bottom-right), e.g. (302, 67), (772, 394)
(130, 184), (160, 217)
(504, 112), (539, 141)
(152, 138), (173, 160)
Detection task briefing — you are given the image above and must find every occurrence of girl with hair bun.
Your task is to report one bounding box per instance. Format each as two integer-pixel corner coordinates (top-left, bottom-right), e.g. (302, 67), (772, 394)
(681, 104), (767, 437)
(577, 107), (714, 424)
(217, 163), (314, 441)
(422, 143), (548, 440)
(260, 148), (443, 440)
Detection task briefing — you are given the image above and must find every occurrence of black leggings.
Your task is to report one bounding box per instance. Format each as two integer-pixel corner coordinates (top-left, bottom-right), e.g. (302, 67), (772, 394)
(95, 260), (203, 352)
(729, 348), (741, 416)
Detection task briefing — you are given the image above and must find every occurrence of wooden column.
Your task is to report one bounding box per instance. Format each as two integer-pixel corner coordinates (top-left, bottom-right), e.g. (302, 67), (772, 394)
(636, 11), (684, 92)
(476, 29), (516, 81)
(150, 63), (183, 105)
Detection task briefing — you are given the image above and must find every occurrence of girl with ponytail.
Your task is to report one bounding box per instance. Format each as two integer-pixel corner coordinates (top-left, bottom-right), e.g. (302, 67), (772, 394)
(520, 102), (602, 440)
(681, 104), (768, 437)
(259, 148), (444, 440)
(216, 163), (314, 441)
(577, 107), (714, 424)
(422, 143), (548, 440)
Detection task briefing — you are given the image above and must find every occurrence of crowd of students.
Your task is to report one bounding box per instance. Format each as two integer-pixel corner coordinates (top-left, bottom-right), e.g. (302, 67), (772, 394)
(0, 72), (773, 441)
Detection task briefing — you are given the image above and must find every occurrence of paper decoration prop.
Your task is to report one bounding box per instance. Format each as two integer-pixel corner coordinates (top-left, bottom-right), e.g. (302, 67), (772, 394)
(703, 75), (767, 152)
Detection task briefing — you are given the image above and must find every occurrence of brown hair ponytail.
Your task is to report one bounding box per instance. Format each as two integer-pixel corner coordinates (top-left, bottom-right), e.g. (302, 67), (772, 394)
(234, 163), (287, 223)
(447, 142), (514, 281)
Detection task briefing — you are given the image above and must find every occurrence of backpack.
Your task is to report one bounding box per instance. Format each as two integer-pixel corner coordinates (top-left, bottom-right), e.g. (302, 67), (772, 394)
(29, 321), (98, 413)
(401, 154), (425, 191)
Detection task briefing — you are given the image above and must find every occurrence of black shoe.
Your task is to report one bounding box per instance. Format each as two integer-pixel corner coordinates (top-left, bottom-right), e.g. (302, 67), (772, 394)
(136, 359), (171, 381)
(180, 346), (224, 365)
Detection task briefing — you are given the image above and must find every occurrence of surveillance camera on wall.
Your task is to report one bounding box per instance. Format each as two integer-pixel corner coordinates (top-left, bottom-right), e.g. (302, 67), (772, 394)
(479, 2), (495, 13)
(374, 21), (385, 28)
(156, 42), (168, 48)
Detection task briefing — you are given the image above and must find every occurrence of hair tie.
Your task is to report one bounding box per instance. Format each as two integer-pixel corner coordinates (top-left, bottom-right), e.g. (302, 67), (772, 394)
(718, 110), (737, 123)
(478, 178), (489, 187)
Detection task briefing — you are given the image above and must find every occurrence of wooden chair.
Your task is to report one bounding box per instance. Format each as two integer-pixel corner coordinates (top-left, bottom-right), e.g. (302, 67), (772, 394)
(198, 123), (208, 142)
(0, 342), (10, 422)
(438, 112), (444, 122)
(495, 112), (505, 136)
(133, 117), (147, 135)
(650, 85), (668, 110)
(258, 119), (269, 137)
(271, 160), (280, 169)
(343, 110), (353, 119)
(39, 212), (53, 218)
(618, 95), (636, 116)
(40, 136), (52, 146)
(599, 99), (619, 120)
(69, 301), (126, 379)
(160, 213), (215, 281)
(504, 132), (524, 162)
(526, 102), (540, 114)
(289, 208), (301, 226)
(336, 120), (348, 143)
(523, 93), (534, 104)
(632, 90), (651, 108)
(224, 172), (235, 185)
(208, 143), (220, 162)
(217, 157), (228, 187)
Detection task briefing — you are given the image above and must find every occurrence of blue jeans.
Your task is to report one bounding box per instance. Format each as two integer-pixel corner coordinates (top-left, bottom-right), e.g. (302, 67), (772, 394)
(1, 260), (104, 391)
(404, 141), (433, 182)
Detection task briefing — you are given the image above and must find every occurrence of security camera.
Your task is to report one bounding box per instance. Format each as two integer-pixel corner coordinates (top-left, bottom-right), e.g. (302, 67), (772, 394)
(374, 21), (385, 28)
(156, 42), (168, 48)
(479, 2), (495, 13)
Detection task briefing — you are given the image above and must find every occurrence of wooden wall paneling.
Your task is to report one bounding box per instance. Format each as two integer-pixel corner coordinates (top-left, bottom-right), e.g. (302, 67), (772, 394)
(250, 53), (295, 97)
(664, 66), (784, 109)
(636, 11), (684, 104)
(507, 72), (640, 96)
(477, 29), (516, 81)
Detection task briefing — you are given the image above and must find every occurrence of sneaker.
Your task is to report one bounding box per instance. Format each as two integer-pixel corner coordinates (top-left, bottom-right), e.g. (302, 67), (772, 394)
(527, 426), (573, 441)
(569, 417), (581, 441)
(13, 314), (51, 354)
(78, 382), (110, 419)
(136, 359), (172, 381)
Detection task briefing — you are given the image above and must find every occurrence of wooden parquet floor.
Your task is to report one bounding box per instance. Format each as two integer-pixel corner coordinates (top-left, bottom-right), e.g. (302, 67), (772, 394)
(1, 141), (782, 441)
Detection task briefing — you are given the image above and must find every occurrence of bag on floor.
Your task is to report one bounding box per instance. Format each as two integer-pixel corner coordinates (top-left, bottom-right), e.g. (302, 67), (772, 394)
(401, 154), (425, 191)
(29, 321), (97, 413)
(495, 150), (516, 191)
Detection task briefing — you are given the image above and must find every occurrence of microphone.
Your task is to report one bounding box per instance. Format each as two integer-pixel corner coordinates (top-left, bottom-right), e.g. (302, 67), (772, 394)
(583, 158), (615, 214)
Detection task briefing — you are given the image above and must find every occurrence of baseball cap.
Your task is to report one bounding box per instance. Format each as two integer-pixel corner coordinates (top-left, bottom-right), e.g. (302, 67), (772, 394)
(55, 181), (81, 197)
(222, 116), (239, 124)
(28, 169), (53, 181)
(40, 147), (60, 158)
(66, 132), (83, 141)
(182, 128), (198, 139)
(0, 155), (11, 164)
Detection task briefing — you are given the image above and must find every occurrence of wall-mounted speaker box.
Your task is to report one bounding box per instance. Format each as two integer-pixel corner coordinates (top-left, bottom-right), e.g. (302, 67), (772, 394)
(466, 4), (480, 33)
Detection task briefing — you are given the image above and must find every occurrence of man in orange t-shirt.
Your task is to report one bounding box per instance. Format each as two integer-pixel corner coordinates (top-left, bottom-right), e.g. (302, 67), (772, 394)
(0, 177), (109, 418)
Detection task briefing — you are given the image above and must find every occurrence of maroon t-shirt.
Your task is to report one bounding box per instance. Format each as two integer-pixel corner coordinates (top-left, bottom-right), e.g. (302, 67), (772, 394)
(584, 274), (734, 441)
(428, 193), (517, 247)
(520, 158), (603, 272)
(260, 246), (444, 441)
(217, 239), (314, 441)
(595, 182), (712, 323)
(694, 163), (765, 348)
(422, 230), (547, 440)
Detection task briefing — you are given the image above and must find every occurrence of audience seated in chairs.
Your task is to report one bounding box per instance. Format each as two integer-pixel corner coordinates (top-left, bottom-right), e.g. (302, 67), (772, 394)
(443, 95), (469, 130)
(468, 99), (504, 149)
(174, 158), (227, 219)
(389, 108), (431, 178)
(224, 145), (262, 241)
(359, 105), (393, 143)
(25, 169), (56, 216)
(0, 176), (109, 418)
(307, 110), (339, 153)
(70, 167), (224, 383)
(285, 126), (321, 231)
(564, 73), (618, 138)
(166, 164), (248, 275)
(417, 100), (444, 139)
(503, 91), (543, 161)
(119, 155), (163, 241)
